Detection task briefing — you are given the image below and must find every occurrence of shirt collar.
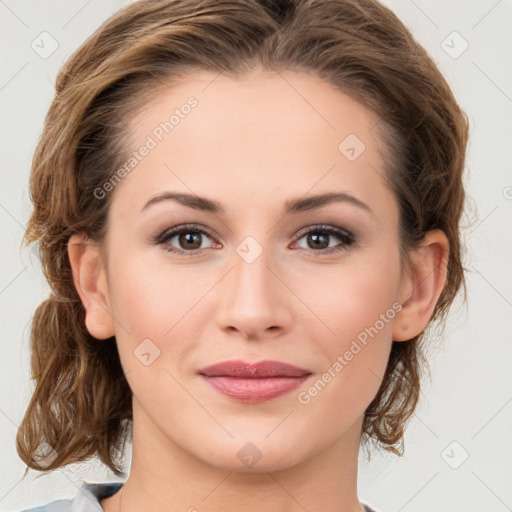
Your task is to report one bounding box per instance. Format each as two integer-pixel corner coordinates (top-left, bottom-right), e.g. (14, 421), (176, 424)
(72, 482), (124, 512)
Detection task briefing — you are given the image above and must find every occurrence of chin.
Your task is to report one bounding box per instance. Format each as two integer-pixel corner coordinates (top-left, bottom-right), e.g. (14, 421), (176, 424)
(211, 451), (306, 474)
(190, 434), (311, 474)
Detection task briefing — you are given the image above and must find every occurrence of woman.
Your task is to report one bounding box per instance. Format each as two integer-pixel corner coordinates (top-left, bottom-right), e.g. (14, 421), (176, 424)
(16, 0), (468, 511)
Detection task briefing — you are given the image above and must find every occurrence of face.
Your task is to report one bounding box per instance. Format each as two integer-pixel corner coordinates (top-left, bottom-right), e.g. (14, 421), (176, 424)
(89, 70), (411, 473)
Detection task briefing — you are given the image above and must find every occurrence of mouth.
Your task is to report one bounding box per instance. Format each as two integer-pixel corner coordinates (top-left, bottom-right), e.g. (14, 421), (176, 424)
(198, 359), (312, 403)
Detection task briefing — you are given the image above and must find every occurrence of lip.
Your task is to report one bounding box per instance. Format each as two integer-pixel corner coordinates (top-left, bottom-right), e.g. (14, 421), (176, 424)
(198, 359), (312, 403)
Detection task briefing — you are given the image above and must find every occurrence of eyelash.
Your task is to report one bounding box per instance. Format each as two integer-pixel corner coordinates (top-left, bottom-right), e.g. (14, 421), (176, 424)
(152, 223), (356, 257)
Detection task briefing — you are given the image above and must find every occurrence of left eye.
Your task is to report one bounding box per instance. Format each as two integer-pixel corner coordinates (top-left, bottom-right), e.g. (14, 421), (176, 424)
(292, 225), (355, 254)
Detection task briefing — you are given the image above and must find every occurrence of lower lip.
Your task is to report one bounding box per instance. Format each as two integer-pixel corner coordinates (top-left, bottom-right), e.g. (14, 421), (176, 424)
(201, 375), (311, 403)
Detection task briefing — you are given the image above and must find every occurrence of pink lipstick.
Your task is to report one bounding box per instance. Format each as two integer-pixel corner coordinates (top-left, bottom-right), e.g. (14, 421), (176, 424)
(198, 359), (312, 403)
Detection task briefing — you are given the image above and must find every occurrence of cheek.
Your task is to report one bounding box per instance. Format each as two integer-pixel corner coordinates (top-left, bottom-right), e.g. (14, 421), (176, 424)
(105, 249), (205, 377)
(298, 247), (401, 347)
(108, 248), (206, 335)
(106, 256), (205, 409)
(293, 250), (401, 414)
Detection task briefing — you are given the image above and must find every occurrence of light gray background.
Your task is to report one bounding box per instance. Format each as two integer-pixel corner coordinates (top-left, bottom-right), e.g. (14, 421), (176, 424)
(1, 1), (511, 511)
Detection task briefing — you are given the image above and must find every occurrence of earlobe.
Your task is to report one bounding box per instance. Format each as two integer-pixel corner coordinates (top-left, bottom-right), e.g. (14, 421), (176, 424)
(67, 233), (115, 340)
(392, 229), (449, 342)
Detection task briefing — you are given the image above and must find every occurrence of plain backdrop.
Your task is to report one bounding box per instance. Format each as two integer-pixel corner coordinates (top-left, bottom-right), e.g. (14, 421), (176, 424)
(1, 1), (511, 511)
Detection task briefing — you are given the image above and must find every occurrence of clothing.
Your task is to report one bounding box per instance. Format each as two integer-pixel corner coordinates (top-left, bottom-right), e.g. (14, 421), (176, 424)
(20, 481), (379, 512)
(20, 482), (123, 512)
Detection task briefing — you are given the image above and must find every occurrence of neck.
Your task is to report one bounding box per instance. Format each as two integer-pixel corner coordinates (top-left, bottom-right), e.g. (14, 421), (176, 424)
(108, 399), (364, 512)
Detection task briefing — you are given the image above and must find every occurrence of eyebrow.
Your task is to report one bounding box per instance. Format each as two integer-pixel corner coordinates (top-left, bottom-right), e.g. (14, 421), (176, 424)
(141, 191), (373, 216)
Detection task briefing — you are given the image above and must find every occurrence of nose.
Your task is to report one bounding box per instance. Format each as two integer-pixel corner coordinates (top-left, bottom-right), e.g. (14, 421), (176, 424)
(215, 246), (293, 341)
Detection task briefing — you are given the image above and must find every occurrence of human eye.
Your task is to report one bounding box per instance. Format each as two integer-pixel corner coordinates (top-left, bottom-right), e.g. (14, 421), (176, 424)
(152, 223), (220, 256)
(291, 224), (356, 255)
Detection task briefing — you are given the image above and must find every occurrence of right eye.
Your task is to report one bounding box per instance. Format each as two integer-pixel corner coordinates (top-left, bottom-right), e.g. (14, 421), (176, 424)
(153, 223), (221, 256)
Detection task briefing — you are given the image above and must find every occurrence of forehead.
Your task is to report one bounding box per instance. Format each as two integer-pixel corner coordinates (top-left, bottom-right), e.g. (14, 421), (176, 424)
(128, 68), (382, 157)
(111, 69), (396, 222)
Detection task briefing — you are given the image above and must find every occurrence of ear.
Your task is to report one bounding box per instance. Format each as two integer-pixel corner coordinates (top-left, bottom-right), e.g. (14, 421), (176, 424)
(68, 233), (115, 340)
(392, 229), (449, 342)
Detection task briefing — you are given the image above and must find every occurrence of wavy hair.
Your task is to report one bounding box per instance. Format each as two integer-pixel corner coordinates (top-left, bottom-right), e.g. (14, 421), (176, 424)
(17, 0), (468, 476)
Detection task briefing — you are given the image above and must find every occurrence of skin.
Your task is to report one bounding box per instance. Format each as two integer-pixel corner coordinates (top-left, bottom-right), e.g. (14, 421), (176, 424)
(68, 69), (448, 512)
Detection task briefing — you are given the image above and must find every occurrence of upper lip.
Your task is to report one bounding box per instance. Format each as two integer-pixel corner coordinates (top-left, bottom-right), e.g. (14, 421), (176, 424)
(198, 359), (312, 378)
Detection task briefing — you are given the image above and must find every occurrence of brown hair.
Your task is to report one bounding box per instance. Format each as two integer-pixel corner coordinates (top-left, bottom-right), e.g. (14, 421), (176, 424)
(17, 0), (468, 476)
